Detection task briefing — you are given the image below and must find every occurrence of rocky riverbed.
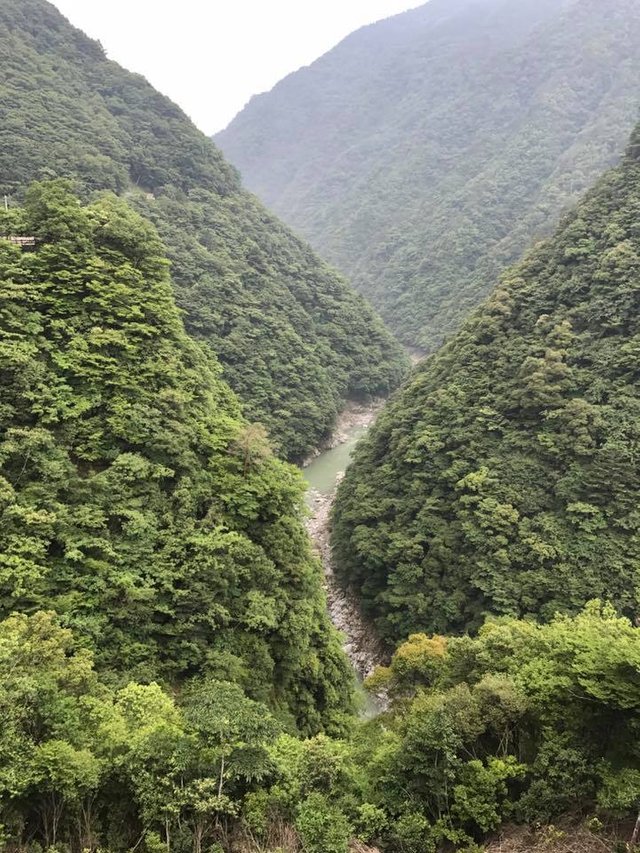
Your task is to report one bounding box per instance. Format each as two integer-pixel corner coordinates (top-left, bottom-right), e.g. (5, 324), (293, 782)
(303, 402), (386, 680)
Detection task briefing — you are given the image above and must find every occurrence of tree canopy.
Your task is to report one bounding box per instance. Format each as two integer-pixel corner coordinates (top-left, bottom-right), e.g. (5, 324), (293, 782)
(0, 182), (353, 734)
(355, 603), (640, 851)
(218, 0), (640, 351)
(0, 0), (407, 461)
(6, 2), (640, 851)
(332, 125), (640, 644)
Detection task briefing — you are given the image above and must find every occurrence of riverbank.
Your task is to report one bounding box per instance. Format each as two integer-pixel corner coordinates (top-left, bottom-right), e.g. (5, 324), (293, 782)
(302, 399), (384, 467)
(303, 401), (385, 681)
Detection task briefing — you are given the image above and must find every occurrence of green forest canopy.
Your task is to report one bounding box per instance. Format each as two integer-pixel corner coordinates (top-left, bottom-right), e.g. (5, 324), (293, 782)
(1, 83), (638, 853)
(217, 0), (640, 351)
(0, 0), (407, 461)
(355, 603), (640, 851)
(5, 2), (640, 851)
(332, 124), (640, 645)
(0, 182), (352, 736)
(4, 602), (640, 852)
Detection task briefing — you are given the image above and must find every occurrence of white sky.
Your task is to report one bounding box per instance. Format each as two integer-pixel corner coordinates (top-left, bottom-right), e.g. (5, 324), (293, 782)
(51, 0), (422, 135)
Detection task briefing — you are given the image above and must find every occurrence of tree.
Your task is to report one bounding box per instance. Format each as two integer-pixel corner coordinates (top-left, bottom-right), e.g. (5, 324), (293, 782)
(0, 182), (354, 732)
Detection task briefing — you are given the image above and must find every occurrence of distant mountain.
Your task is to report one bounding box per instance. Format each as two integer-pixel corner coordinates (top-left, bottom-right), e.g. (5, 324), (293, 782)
(217, 0), (640, 350)
(332, 121), (640, 644)
(0, 0), (407, 461)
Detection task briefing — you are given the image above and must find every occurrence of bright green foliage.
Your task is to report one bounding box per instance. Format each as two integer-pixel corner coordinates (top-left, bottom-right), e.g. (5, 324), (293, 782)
(295, 793), (352, 853)
(6, 606), (637, 851)
(0, 611), (286, 851)
(0, 0), (407, 460)
(332, 130), (640, 642)
(0, 183), (353, 733)
(181, 677), (278, 791)
(248, 605), (640, 851)
(217, 0), (640, 350)
(354, 604), (640, 850)
(243, 733), (368, 851)
(0, 611), (109, 848)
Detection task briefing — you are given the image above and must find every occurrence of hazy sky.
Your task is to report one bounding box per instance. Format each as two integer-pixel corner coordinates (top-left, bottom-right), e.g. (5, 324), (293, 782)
(51, 1), (421, 135)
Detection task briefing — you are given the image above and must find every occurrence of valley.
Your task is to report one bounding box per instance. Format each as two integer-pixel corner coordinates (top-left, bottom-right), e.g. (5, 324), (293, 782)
(4, 0), (640, 851)
(218, 0), (640, 351)
(303, 402), (385, 680)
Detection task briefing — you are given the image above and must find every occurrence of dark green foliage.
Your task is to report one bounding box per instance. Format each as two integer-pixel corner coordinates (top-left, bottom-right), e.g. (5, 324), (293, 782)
(0, 183), (353, 734)
(217, 0), (640, 350)
(0, 0), (407, 460)
(332, 131), (640, 643)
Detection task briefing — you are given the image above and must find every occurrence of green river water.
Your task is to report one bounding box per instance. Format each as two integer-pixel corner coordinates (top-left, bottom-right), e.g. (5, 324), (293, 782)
(302, 426), (367, 497)
(301, 421), (382, 717)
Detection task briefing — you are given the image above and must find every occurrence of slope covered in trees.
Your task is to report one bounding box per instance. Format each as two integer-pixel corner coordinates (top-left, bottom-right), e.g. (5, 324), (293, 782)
(8, 198), (634, 853)
(5, 604), (639, 851)
(332, 125), (640, 644)
(0, 182), (352, 735)
(0, 0), (407, 461)
(355, 603), (640, 852)
(217, 0), (640, 350)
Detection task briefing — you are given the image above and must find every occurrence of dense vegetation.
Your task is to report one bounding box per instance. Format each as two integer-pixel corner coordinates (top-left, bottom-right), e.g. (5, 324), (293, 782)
(0, 0), (407, 461)
(6, 5), (640, 853)
(355, 603), (640, 852)
(3, 602), (638, 851)
(217, 0), (640, 350)
(0, 182), (352, 736)
(332, 125), (640, 645)
(8, 195), (638, 853)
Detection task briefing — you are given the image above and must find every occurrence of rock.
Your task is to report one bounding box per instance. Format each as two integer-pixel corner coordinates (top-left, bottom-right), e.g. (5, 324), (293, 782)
(303, 402), (386, 684)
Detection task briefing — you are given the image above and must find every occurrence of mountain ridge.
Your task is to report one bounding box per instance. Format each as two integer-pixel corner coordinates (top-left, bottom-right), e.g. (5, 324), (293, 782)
(0, 0), (407, 461)
(217, 0), (640, 350)
(331, 122), (640, 643)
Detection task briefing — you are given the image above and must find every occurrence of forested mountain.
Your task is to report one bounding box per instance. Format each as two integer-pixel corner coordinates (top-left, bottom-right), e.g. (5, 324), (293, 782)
(7, 3), (640, 852)
(217, 0), (640, 350)
(332, 124), (640, 644)
(0, 182), (352, 734)
(0, 0), (407, 461)
(2, 112), (637, 853)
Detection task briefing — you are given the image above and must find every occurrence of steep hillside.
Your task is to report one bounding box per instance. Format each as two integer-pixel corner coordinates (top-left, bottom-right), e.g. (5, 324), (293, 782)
(0, 182), (352, 734)
(0, 0), (407, 461)
(331, 126), (640, 644)
(217, 0), (640, 350)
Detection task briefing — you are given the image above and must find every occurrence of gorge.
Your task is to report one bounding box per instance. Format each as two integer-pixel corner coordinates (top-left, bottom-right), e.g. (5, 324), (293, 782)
(4, 0), (640, 851)
(303, 402), (385, 681)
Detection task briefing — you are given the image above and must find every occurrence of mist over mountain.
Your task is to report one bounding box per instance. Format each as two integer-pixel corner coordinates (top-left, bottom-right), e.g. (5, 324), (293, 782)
(217, 0), (640, 350)
(5, 0), (640, 850)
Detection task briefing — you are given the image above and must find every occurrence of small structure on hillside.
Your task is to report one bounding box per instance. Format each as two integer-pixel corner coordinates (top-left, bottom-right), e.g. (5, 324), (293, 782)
(2, 235), (37, 248)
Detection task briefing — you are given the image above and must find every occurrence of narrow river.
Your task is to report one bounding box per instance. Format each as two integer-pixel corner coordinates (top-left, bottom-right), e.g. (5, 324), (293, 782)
(303, 426), (367, 497)
(302, 402), (386, 716)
